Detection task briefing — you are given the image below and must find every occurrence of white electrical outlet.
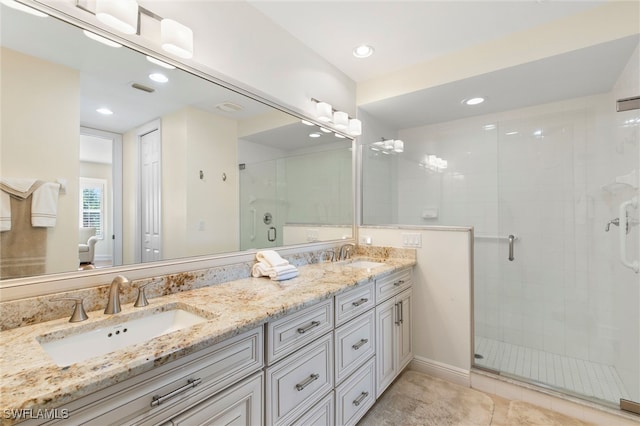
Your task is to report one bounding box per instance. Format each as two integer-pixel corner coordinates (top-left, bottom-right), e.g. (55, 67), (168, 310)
(359, 235), (372, 245)
(402, 233), (422, 248)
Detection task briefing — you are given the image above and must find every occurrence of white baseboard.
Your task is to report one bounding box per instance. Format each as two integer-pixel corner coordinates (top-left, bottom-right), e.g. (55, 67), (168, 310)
(409, 356), (470, 387)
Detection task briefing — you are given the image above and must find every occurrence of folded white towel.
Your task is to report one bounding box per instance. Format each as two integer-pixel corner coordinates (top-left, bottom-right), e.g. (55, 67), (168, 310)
(256, 250), (289, 267)
(31, 182), (60, 227)
(0, 178), (38, 196)
(252, 262), (299, 281)
(0, 191), (10, 232)
(268, 265), (299, 281)
(251, 261), (270, 278)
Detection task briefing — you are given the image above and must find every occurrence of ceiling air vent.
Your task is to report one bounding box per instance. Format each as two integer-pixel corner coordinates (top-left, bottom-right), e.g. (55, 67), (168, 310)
(216, 102), (244, 113)
(131, 83), (155, 93)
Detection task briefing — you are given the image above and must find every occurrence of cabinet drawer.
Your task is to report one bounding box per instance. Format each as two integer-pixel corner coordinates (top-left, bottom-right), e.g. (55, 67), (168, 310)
(266, 299), (333, 364)
(334, 309), (375, 385)
(291, 391), (334, 426)
(266, 332), (334, 426)
(335, 357), (376, 426)
(55, 327), (263, 426)
(376, 268), (412, 303)
(168, 372), (263, 426)
(335, 281), (375, 326)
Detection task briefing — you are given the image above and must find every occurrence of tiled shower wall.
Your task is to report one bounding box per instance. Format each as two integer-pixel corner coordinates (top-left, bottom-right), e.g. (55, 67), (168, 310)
(361, 44), (639, 401)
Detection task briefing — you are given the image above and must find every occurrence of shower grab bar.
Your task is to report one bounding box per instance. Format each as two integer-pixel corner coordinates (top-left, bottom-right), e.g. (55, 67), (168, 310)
(475, 234), (518, 262)
(619, 196), (639, 273)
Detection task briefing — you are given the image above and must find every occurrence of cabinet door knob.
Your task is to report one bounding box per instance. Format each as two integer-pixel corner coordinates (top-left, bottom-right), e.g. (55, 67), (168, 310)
(295, 373), (319, 391)
(393, 279), (405, 287)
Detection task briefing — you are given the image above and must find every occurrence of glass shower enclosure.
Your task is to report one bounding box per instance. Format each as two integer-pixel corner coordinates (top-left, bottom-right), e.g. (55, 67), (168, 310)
(360, 35), (639, 411)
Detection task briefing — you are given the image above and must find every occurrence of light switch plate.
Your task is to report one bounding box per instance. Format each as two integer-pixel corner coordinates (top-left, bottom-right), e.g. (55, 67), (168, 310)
(402, 233), (422, 248)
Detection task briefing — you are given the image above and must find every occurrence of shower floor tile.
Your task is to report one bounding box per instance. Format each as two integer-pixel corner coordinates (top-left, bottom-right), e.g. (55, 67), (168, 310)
(474, 336), (630, 405)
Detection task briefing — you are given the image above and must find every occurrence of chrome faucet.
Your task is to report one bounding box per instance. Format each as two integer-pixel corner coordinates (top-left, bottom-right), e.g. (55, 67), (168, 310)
(338, 243), (356, 261)
(104, 275), (128, 314)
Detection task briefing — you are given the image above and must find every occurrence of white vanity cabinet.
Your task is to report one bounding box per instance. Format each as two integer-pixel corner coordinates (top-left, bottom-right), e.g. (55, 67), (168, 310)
(375, 269), (413, 398)
(37, 327), (264, 426)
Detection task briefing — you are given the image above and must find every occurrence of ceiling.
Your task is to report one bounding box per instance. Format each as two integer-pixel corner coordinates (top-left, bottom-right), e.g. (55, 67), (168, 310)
(248, 0), (606, 83)
(249, 0), (639, 131)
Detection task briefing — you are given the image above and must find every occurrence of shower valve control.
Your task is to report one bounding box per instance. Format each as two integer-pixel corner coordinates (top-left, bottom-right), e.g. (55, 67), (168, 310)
(605, 218), (620, 232)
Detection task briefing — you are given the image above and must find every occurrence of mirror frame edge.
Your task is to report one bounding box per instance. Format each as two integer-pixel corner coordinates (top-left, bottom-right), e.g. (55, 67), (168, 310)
(1, 0), (357, 300)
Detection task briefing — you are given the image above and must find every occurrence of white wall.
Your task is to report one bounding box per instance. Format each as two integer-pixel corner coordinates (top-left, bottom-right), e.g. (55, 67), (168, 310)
(359, 226), (473, 384)
(1, 47), (80, 274)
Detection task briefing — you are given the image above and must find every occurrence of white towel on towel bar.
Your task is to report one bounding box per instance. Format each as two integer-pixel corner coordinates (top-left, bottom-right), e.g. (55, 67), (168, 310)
(0, 191), (10, 232)
(256, 250), (289, 267)
(0, 178), (38, 196)
(31, 182), (61, 227)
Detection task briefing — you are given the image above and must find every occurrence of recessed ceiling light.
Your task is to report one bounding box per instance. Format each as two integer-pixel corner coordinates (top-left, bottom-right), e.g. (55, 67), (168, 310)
(83, 30), (122, 48)
(96, 107), (113, 115)
(146, 56), (176, 69)
(309, 133), (321, 138)
(353, 44), (374, 58)
(463, 97), (485, 106)
(149, 73), (169, 83)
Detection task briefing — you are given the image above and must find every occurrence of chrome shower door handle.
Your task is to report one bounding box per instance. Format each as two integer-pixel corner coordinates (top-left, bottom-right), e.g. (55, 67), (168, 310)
(508, 234), (515, 261)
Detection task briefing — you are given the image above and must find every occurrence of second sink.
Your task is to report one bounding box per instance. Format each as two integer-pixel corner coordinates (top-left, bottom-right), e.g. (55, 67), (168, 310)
(38, 305), (209, 367)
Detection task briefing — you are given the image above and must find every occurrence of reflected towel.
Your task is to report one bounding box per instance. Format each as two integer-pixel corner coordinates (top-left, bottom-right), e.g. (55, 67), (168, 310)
(0, 192), (10, 232)
(31, 182), (60, 227)
(256, 250), (289, 267)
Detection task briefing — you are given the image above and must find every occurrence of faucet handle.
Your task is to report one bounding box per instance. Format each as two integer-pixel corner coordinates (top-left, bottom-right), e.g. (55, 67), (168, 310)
(53, 297), (89, 322)
(134, 282), (152, 307)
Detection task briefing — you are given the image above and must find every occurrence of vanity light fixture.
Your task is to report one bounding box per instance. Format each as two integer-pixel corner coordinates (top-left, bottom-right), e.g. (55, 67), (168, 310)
(316, 101), (333, 122)
(76, 1), (194, 59)
(0, 0), (48, 17)
(146, 56), (176, 69)
(311, 98), (362, 136)
(95, 0), (138, 35)
(83, 30), (123, 48)
(333, 111), (349, 130)
(161, 19), (194, 59)
(96, 107), (114, 115)
(149, 73), (168, 83)
(393, 140), (404, 153)
(353, 44), (375, 58)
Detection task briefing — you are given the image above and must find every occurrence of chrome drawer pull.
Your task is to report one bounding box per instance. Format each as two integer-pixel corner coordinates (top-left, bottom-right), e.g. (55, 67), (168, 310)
(393, 279), (405, 287)
(352, 298), (369, 307)
(151, 378), (202, 407)
(394, 302), (401, 325)
(353, 391), (369, 406)
(297, 320), (320, 334)
(295, 373), (319, 391)
(352, 338), (369, 350)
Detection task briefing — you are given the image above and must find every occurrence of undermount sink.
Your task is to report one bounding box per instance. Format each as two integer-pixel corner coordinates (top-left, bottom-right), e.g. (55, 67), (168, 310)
(340, 260), (386, 269)
(38, 306), (208, 367)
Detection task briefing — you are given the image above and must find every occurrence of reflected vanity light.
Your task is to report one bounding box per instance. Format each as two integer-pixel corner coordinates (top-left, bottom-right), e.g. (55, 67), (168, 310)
(149, 73), (169, 83)
(83, 30), (122, 48)
(320, 127), (332, 133)
(0, 0), (48, 17)
(95, 0), (138, 35)
(146, 56), (176, 69)
(309, 133), (321, 138)
(301, 120), (315, 126)
(393, 140), (404, 153)
(483, 124), (496, 130)
(96, 107), (113, 115)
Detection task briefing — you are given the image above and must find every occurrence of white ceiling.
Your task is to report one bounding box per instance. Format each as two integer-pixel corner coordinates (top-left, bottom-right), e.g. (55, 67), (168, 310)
(248, 0), (606, 83)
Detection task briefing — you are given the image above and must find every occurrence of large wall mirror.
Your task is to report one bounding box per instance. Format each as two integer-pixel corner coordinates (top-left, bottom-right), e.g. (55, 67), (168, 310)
(0, 3), (354, 286)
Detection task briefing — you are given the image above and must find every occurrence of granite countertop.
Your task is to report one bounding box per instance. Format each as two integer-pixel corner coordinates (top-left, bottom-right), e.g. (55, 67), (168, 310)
(0, 256), (415, 422)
